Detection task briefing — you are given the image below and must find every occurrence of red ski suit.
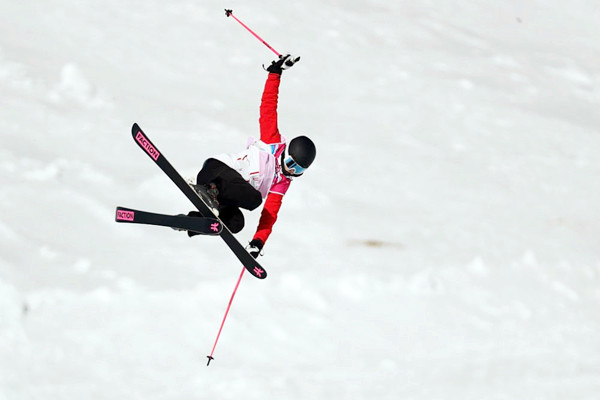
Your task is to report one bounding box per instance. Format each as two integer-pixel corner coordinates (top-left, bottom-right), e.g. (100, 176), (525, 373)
(252, 73), (291, 245)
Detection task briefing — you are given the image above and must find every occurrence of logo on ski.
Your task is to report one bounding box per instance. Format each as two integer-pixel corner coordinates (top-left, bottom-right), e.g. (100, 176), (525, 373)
(135, 131), (160, 161)
(253, 267), (264, 277)
(116, 210), (135, 221)
(211, 222), (220, 232)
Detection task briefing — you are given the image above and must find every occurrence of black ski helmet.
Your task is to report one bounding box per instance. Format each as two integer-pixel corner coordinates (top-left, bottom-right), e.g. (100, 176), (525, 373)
(282, 136), (316, 177)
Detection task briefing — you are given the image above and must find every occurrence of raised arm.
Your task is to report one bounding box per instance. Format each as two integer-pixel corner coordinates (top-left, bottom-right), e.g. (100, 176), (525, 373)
(259, 73), (282, 144)
(259, 54), (300, 144)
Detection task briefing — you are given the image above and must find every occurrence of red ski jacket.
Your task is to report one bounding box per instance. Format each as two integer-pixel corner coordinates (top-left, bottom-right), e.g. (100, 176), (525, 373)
(252, 73), (291, 245)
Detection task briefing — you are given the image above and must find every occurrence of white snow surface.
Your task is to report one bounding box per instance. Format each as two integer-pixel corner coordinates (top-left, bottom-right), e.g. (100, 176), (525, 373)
(1, 1), (600, 399)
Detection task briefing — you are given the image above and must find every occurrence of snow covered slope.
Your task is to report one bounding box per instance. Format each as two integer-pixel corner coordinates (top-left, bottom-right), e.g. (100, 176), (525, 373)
(1, 1), (599, 399)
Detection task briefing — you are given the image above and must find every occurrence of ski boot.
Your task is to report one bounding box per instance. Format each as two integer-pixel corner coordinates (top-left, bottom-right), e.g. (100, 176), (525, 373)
(189, 182), (220, 216)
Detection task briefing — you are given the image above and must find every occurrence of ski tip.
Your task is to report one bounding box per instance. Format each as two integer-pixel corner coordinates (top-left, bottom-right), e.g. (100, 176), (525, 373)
(250, 264), (267, 279)
(132, 122), (140, 133)
(206, 355), (214, 366)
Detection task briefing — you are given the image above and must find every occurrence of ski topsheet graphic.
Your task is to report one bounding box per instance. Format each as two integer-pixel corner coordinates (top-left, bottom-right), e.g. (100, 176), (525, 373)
(115, 206), (222, 235)
(130, 123), (267, 279)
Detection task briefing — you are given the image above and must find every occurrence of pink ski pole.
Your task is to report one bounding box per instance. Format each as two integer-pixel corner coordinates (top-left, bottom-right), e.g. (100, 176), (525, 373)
(225, 9), (281, 57)
(207, 267), (246, 366)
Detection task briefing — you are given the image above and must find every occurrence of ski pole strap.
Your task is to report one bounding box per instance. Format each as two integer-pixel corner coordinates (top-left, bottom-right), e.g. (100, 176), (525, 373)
(225, 9), (281, 56)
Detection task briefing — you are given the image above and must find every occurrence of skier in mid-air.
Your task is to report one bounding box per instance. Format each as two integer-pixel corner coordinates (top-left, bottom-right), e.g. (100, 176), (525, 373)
(186, 54), (316, 259)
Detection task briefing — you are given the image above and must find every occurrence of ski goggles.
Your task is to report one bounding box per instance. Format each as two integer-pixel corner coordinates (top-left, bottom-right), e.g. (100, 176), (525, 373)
(283, 155), (307, 176)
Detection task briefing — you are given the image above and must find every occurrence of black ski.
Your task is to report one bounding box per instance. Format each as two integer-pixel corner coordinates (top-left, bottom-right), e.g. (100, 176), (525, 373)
(130, 123), (267, 279)
(115, 206), (222, 235)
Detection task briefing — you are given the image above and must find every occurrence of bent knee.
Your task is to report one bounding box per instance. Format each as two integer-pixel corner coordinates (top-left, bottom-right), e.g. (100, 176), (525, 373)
(247, 190), (262, 211)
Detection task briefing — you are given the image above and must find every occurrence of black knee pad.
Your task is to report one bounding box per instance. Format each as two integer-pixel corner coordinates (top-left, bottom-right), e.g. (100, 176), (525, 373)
(248, 190), (263, 211)
(218, 206), (245, 233)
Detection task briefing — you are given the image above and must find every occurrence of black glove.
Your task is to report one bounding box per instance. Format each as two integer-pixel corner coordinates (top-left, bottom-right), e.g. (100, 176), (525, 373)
(266, 54), (300, 75)
(246, 238), (264, 258)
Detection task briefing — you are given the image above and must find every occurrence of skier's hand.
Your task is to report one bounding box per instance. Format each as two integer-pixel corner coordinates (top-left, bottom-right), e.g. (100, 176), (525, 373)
(266, 54), (300, 74)
(246, 238), (264, 258)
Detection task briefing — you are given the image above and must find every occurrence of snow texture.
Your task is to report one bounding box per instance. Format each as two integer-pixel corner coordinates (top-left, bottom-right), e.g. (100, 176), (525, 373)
(1, 1), (599, 399)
